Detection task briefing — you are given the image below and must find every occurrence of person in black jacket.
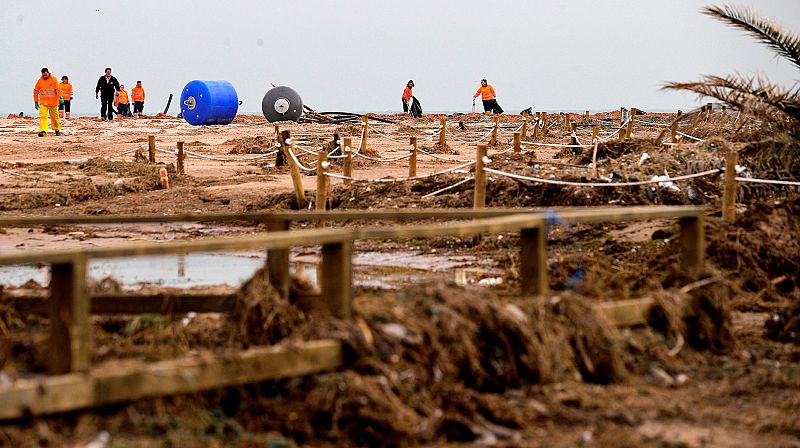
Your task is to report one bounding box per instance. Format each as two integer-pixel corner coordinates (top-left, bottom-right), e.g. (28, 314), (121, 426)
(95, 67), (120, 120)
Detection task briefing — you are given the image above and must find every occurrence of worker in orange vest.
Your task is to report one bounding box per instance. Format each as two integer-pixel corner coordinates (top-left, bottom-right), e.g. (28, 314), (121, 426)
(402, 80), (413, 113)
(115, 85), (132, 117)
(58, 75), (73, 119)
(33, 67), (63, 137)
(473, 79), (503, 115)
(131, 81), (146, 118)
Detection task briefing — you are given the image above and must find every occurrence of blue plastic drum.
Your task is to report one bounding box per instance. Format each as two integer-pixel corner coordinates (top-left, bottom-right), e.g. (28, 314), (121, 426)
(180, 80), (239, 125)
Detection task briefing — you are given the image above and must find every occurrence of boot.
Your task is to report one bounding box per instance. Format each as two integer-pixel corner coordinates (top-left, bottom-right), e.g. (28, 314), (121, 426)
(38, 131), (45, 137)
(55, 130), (61, 136)
(65, 112), (71, 119)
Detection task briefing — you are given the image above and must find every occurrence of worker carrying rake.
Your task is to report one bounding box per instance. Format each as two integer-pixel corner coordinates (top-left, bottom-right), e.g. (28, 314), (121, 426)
(473, 79), (503, 115)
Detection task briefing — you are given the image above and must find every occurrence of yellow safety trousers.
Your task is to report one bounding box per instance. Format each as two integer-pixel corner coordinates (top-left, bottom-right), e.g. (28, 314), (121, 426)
(39, 105), (61, 133)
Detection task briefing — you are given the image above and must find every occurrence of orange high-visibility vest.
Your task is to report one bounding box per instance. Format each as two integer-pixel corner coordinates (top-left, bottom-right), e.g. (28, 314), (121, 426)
(131, 86), (145, 102)
(402, 87), (412, 102)
(34, 76), (61, 107)
(117, 90), (129, 104)
(475, 85), (496, 101)
(59, 82), (73, 100)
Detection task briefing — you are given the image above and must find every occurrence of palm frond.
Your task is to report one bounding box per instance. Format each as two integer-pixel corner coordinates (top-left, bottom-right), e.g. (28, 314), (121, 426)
(663, 74), (800, 122)
(704, 4), (800, 71)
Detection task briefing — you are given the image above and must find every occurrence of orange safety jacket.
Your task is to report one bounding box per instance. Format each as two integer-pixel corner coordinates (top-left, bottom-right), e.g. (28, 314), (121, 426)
(475, 85), (496, 101)
(131, 86), (145, 102)
(402, 87), (412, 102)
(117, 90), (129, 104)
(34, 76), (61, 107)
(59, 82), (73, 100)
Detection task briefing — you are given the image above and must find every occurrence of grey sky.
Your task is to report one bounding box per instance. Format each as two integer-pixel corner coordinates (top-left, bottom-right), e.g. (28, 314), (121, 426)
(2, 1), (799, 115)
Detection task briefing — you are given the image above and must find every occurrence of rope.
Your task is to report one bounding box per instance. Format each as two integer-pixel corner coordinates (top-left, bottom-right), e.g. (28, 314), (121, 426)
(369, 125), (409, 143)
(325, 161), (475, 183)
(634, 119), (670, 127)
(676, 131), (706, 142)
(165, 148), (279, 162)
(416, 148), (473, 163)
(108, 147), (142, 159)
(449, 128), (495, 144)
(355, 151), (413, 162)
(735, 177), (800, 186)
(483, 167), (721, 187)
(0, 168), (64, 184)
(421, 176), (474, 198)
(285, 145), (317, 172)
(520, 140), (593, 148)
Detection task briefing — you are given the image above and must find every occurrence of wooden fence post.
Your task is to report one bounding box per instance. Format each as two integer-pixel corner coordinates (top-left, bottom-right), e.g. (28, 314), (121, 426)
(473, 144), (487, 208)
(591, 125), (599, 142)
(360, 115), (369, 154)
(565, 113), (571, 132)
(670, 122), (678, 143)
(409, 136), (417, 177)
(148, 135), (156, 163)
(266, 220), (290, 298)
(438, 117), (446, 149)
(626, 107), (637, 139)
(520, 221), (549, 295)
(280, 130), (307, 208)
(316, 146), (328, 219)
(532, 112), (540, 138)
(705, 102), (713, 121)
(520, 112), (529, 140)
(320, 241), (352, 319)
(619, 107), (625, 127)
(584, 110), (590, 123)
(49, 254), (90, 373)
(513, 131), (521, 153)
(343, 137), (352, 186)
(570, 123), (578, 147)
(679, 216), (705, 272)
(490, 116), (499, 145)
(176, 141), (185, 175)
(722, 150), (739, 221)
(541, 112), (549, 136)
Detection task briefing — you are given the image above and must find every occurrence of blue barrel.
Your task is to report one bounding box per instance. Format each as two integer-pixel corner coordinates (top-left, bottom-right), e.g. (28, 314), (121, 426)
(180, 80), (238, 125)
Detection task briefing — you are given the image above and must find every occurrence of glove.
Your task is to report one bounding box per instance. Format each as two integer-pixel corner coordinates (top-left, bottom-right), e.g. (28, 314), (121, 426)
(34, 102), (39, 110)
(60, 97), (64, 105)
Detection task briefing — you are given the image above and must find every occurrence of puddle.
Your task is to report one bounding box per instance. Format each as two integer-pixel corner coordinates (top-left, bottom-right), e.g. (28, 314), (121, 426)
(0, 253), (265, 289)
(0, 250), (496, 290)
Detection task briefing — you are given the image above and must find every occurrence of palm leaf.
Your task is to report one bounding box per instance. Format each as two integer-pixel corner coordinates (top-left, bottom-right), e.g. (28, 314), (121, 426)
(663, 74), (800, 122)
(704, 4), (800, 71)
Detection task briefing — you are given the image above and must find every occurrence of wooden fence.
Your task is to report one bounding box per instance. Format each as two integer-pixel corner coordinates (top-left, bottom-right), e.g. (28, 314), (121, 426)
(0, 205), (704, 419)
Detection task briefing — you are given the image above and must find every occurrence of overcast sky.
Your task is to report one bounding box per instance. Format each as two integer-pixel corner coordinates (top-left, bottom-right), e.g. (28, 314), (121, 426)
(2, 1), (799, 116)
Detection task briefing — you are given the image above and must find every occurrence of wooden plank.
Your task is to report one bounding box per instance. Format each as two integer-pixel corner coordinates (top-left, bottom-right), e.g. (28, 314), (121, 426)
(513, 131), (521, 152)
(320, 242), (352, 319)
(520, 222), (549, 295)
(267, 220), (291, 298)
(49, 255), (90, 373)
(679, 216), (705, 272)
(596, 297), (654, 327)
(356, 214), (545, 240)
(13, 292), (236, 315)
(0, 339), (343, 420)
(0, 207), (705, 266)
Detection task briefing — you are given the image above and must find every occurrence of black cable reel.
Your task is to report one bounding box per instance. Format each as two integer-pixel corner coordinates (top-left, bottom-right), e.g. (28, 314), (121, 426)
(262, 86), (303, 122)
